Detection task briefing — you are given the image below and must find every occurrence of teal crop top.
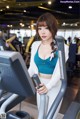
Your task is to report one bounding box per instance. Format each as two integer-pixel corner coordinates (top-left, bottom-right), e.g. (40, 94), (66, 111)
(34, 50), (58, 74)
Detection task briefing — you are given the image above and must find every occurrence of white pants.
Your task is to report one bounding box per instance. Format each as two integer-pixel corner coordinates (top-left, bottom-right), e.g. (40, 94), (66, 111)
(37, 77), (62, 119)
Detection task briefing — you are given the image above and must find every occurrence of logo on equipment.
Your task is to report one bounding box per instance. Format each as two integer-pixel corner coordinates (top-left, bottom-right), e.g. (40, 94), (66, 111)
(0, 113), (6, 119)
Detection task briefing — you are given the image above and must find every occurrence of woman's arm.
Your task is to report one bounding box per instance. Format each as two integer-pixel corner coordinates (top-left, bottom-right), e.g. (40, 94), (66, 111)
(28, 43), (35, 77)
(46, 44), (69, 91)
(28, 41), (39, 77)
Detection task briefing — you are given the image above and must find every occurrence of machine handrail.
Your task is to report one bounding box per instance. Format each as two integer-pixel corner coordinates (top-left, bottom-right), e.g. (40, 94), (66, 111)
(46, 36), (68, 119)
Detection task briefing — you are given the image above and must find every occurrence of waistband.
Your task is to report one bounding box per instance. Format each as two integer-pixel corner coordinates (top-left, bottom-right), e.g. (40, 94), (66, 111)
(38, 73), (52, 79)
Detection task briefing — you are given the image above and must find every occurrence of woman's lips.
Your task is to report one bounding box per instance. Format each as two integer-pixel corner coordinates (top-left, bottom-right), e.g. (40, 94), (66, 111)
(41, 36), (47, 38)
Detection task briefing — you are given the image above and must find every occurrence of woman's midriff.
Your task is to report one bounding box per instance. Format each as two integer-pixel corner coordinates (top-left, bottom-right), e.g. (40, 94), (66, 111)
(38, 73), (52, 79)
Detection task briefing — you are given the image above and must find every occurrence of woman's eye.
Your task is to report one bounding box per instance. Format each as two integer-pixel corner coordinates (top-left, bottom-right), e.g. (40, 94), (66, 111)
(45, 26), (49, 29)
(45, 27), (49, 29)
(38, 26), (49, 30)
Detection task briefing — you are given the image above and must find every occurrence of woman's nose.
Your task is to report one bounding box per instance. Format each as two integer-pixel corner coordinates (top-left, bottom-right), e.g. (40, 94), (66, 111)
(41, 29), (45, 34)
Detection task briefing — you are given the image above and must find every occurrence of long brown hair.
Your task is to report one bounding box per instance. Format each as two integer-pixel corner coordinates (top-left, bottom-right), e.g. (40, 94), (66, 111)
(36, 12), (58, 50)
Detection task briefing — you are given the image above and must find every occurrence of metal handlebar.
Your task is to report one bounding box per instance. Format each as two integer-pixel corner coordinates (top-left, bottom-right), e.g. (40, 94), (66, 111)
(46, 36), (67, 119)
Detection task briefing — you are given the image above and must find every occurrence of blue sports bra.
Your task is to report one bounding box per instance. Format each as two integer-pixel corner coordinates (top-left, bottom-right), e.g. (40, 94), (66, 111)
(34, 49), (58, 74)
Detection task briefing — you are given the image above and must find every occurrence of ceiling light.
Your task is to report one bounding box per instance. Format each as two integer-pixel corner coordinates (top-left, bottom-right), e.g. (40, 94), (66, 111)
(48, 1), (52, 5)
(70, 24), (73, 26)
(7, 25), (13, 28)
(28, 26), (30, 29)
(21, 24), (25, 27)
(62, 22), (66, 26)
(68, 6), (72, 9)
(24, 10), (26, 13)
(19, 3), (21, 6)
(20, 23), (25, 27)
(74, 24), (77, 26)
(6, 6), (9, 9)
(0, 9), (3, 11)
(20, 23), (23, 26)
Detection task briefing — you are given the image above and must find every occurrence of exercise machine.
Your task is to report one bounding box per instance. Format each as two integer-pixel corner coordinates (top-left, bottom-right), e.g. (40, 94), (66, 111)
(0, 36), (67, 119)
(0, 50), (46, 119)
(0, 36), (79, 119)
(0, 51), (35, 119)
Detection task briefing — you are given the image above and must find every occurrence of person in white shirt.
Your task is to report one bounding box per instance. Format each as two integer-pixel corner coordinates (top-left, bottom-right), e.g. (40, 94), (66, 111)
(28, 12), (69, 119)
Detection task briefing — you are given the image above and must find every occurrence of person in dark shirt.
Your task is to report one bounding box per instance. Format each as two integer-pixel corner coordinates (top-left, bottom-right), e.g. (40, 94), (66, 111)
(6, 34), (22, 52)
(0, 31), (7, 50)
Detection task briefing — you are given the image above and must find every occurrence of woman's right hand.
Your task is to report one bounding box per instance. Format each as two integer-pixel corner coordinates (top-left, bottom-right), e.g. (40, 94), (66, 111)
(36, 83), (48, 94)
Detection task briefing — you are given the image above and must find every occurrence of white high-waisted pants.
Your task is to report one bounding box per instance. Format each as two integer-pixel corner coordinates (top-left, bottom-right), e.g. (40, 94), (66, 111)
(37, 77), (62, 119)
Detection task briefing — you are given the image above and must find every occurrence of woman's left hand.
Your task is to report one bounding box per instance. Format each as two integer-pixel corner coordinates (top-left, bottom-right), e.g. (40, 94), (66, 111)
(36, 83), (48, 94)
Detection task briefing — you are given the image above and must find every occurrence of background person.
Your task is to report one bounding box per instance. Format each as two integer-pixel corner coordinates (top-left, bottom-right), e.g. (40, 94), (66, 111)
(0, 31), (7, 50)
(28, 12), (69, 119)
(6, 34), (22, 52)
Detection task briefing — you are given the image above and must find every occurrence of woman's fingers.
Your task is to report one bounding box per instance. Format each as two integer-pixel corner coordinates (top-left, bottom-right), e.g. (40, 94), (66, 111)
(37, 83), (48, 94)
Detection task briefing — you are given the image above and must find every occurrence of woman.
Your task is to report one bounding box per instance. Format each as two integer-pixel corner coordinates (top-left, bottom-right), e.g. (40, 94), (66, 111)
(28, 12), (68, 119)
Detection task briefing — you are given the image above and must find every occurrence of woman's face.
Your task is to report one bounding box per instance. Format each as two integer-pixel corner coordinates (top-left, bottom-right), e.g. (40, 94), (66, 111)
(38, 25), (53, 42)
